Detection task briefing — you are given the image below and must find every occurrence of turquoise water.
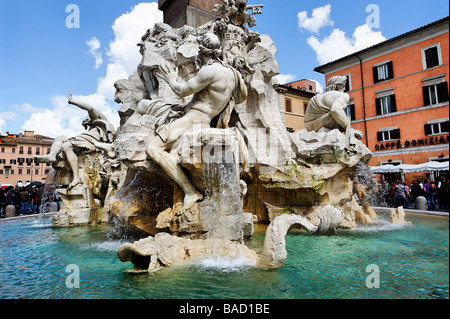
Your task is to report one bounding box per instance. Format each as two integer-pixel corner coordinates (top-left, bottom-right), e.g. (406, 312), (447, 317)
(0, 213), (448, 299)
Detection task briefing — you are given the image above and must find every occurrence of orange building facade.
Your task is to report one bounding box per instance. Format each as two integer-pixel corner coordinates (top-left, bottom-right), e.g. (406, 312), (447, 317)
(314, 17), (449, 185)
(0, 131), (54, 187)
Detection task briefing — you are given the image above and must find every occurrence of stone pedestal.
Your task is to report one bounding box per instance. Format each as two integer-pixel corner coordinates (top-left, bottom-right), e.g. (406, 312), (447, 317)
(5, 205), (16, 218)
(158, 0), (222, 28)
(415, 196), (427, 210)
(155, 128), (252, 241)
(52, 186), (98, 226)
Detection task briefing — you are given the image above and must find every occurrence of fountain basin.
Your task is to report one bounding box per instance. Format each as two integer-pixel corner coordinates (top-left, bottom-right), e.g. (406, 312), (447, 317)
(1, 212), (447, 299)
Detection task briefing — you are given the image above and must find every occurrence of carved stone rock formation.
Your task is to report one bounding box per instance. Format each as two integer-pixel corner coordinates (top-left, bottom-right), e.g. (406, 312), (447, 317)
(48, 2), (378, 250)
(389, 206), (412, 225)
(118, 205), (342, 271)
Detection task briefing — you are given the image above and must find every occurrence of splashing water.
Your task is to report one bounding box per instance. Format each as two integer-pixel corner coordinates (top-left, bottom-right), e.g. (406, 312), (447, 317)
(38, 168), (60, 218)
(340, 219), (409, 234)
(202, 158), (244, 242)
(353, 162), (389, 207)
(193, 256), (257, 272)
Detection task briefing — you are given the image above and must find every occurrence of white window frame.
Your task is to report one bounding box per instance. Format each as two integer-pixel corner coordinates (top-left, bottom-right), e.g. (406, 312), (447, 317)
(379, 126), (399, 142)
(375, 60), (391, 81)
(427, 118), (449, 135)
(426, 85), (439, 105)
(343, 73), (352, 92)
(379, 96), (392, 115)
(424, 82), (448, 105)
(421, 43), (442, 70)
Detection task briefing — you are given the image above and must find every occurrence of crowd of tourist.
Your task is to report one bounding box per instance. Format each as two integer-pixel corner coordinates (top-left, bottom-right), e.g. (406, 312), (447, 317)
(381, 176), (449, 211)
(0, 185), (60, 218)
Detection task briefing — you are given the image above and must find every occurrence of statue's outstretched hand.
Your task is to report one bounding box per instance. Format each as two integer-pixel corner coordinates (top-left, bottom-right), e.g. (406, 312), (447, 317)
(155, 64), (178, 84)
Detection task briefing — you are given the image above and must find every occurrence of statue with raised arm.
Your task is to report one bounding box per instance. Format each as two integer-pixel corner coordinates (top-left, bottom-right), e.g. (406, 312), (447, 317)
(304, 76), (363, 154)
(141, 33), (247, 210)
(35, 91), (116, 188)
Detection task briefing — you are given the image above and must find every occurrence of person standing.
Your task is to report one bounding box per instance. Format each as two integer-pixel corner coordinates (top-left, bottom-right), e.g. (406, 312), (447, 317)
(394, 180), (406, 208)
(0, 189), (6, 218)
(19, 187), (30, 215)
(442, 180), (449, 211)
(423, 180), (436, 211)
(403, 182), (410, 208)
(437, 176), (446, 211)
(410, 180), (421, 206)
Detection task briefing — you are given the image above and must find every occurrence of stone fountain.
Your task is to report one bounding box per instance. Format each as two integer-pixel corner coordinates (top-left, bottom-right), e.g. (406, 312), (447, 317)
(36, 1), (378, 270)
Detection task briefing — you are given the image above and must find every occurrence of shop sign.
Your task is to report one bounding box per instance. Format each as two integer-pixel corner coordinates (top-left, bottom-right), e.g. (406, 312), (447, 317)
(375, 135), (449, 151)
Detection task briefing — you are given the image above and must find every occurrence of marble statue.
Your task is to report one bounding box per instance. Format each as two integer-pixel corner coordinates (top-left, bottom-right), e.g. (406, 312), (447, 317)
(42, 1), (385, 269)
(305, 76), (363, 154)
(35, 92), (116, 188)
(127, 33), (247, 210)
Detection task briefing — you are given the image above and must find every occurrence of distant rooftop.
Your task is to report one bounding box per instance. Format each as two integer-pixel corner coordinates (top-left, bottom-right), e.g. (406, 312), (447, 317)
(0, 131), (54, 146)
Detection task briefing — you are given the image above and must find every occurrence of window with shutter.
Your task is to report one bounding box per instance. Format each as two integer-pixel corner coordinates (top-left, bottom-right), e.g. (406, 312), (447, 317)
(343, 74), (351, 92)
(377, 132), (383, 142)
(425, 47), (439, 68)
(391, 129), (400, 140)
(424, 124), (433, 135)
(390, 95), (397, 113)
(345, 104), (356, 121)
(373, 61), (394, 83)
(375, 98), (382, 115)
(285, 99), (292, 113)
(423, 82), (449, 106)
(442, 121), (450, 133)
(425, 120), (450, 135)
(422, 44), (442, 70)
(423, 86), (431, 106)
(386, 61), (394, 80)
(376, 95), (395, 115)
(377, 128), (401, 142)
(437, 82), (449, 103)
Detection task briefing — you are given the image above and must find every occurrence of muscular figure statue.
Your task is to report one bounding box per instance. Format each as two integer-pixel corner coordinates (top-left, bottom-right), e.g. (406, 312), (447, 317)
(304, 76), (362, 153)
(144, 33), (247, 210)
(35, 92), (116, 188)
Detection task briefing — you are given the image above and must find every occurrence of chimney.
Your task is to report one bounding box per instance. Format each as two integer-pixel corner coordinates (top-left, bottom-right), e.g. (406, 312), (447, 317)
(24, 131), (35, 138)
(158, 0), (222, 28)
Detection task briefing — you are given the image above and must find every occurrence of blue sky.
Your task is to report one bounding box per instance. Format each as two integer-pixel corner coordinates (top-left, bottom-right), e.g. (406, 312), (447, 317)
(0, 0), (448, 137)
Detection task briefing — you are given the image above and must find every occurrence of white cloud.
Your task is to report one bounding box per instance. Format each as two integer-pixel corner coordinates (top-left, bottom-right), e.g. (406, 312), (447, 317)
(298, 4), (333, 34)
(308, 24), (386, 65)
(97, 2), (163, 99)
(19, 93), (121, 138)
(0, 111), (17, 134)
(0, 118), (5, 134)
(274, 73), (297, 85)
(19, 2), (162, 138)
(86, 37), (103, 69)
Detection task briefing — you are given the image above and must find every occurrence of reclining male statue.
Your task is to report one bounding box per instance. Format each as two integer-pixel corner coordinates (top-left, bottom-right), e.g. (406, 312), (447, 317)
(35, 92), (116, 188)
(304, 76), (362, 154)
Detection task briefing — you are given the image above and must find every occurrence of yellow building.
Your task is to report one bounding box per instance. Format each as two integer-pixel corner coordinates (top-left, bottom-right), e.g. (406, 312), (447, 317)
(276, 79), (318, 132)
(0, 131), (54, 187)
